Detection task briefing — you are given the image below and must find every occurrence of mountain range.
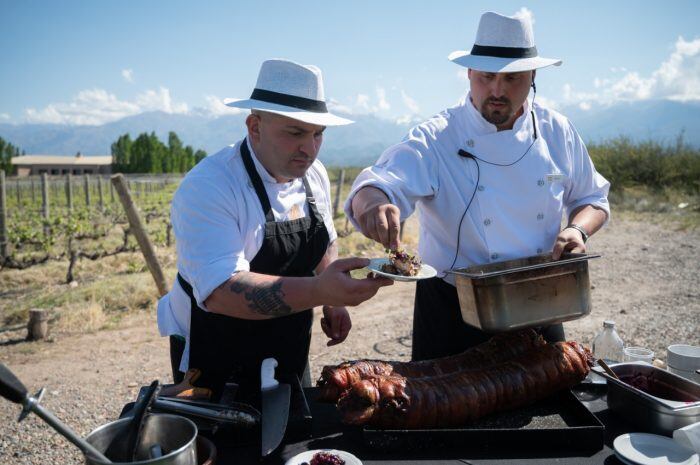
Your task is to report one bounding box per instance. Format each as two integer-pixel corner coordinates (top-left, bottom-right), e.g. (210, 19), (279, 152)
(1, 100), (698, 167)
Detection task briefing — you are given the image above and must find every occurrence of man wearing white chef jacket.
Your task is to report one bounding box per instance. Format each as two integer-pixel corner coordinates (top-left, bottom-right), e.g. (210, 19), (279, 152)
(158, 59), (393, 401)
(345, 11), (610, 361)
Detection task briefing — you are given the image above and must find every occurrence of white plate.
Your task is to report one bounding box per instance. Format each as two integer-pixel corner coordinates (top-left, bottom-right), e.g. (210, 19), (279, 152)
(285, 449), (362, 465)
(613, 433), (699, 465)
(367, 258), (437, 282)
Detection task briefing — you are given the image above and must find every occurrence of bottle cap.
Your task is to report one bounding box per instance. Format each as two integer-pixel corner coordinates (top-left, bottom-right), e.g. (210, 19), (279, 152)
(603, 320), (615, 328)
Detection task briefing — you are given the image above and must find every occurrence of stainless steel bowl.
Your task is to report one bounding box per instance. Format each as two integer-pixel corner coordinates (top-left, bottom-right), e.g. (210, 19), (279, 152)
(593, 362), (700, 436)
(446, 253), (599, 332)
(84, 414), (198, 465)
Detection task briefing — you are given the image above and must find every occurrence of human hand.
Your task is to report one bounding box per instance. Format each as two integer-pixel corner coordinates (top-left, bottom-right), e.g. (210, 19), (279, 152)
(321, 306), (351, 346)
(352, 187), (402, 249)
(552, 227), (586, 260)
(314, 258), (393, 307)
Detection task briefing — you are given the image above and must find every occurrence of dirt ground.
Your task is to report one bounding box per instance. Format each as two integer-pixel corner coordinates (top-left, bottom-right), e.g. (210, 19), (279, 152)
(1, 213), (698, 464)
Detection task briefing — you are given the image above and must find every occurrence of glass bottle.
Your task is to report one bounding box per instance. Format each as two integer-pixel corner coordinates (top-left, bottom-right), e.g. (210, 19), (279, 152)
(592, 320), (624, 363)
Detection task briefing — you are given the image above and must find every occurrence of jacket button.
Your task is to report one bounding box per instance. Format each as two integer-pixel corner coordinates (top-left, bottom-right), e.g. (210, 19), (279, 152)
(491, 253), (499, 260)
(478, 185), (485, 191)
(537, 179), (545, 186)
(537, 213), (544, 220)
(483, 218), (491, 226)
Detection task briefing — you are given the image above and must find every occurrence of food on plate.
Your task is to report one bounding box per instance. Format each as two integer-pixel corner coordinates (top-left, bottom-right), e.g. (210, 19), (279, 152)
(306, 451), (345, 465)
(316, 329), (545, 402)
(336, 341), (593, 428)
(380, 249), (421, 276)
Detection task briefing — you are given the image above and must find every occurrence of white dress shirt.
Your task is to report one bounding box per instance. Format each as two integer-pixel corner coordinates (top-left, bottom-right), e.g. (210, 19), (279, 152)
(345, 94), (610, 284)
(157, 138), (337, 371)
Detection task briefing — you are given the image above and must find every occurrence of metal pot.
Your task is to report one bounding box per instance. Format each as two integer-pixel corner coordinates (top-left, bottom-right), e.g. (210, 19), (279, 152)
(84, 414), (198, 465)
(446, 253), (599, 332)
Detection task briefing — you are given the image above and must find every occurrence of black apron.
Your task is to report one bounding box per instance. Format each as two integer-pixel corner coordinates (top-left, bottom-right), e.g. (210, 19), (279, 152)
(412, 277), (565, 361)
(179, 139), (330, 402)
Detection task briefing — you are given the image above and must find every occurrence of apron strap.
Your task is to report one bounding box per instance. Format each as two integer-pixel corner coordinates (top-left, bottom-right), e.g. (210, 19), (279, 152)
(240, 138), (275, 223)
(241, 137), (323, 226)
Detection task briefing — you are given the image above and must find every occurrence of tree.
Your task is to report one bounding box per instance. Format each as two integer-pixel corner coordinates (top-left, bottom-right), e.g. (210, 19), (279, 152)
(109, 131), (206, 173)
(0, 136), (20, 175)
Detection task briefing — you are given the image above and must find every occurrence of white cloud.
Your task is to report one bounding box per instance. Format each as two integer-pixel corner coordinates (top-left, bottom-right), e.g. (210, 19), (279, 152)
(457, 68), (469, 82)
(0, 113), (9, 121)
(24, 87), (189, 125)
(401, 90), (420, 113)
(376, 88), (391, 111)
(578, 101), (592, 111)
(121, 69), (134, 83)
(326, 98), (353, 115)
(562, 36), (700, 107)
(202, 95), (246, 117)
(513, 7), (534, 25)
(534, 95), (559, 110)
(135, 87), (188, 114)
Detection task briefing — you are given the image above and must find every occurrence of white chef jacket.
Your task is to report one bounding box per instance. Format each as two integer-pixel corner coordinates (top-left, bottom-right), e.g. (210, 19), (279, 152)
(345, 94), (610, 284)
(157, 138), (337, 371)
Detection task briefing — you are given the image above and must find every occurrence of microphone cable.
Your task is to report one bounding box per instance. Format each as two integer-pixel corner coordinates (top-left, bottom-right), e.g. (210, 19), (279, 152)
(447, 83), (540, 273)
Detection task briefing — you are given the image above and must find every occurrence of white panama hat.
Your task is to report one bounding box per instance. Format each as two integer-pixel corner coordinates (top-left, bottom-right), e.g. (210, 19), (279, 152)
(224, 59), (353, 126)
(449, 11), (562, 73)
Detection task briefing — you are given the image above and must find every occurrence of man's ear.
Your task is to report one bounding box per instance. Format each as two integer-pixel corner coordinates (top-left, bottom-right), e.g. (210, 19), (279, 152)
(468, 68), (473, 80)
(245, 113), (262, 143)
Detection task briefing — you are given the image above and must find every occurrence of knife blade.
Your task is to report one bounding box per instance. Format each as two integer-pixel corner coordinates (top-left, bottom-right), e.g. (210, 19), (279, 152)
(261, 358), (290, 456)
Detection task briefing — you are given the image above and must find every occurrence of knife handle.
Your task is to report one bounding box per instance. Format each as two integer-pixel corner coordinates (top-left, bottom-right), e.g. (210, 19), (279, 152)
(261, 358), (279, 390)
(0, 363), (28, 404)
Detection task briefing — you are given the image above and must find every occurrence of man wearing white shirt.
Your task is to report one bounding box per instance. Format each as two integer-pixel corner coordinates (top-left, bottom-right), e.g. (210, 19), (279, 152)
(158, 59), (392, 401)
(345, 12), (610, 361)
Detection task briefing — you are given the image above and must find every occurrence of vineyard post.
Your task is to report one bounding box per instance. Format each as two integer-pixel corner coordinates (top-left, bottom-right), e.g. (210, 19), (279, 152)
(84, 174), (91, 207)
(31, 177), (36, 204)
(333, 169), (345, 218)
(66, 173), (73, 211)
(0, 170), (8, 259)
(15, 179), (21, 208)
(111, 174), (169, 297)
(109, 180), (115, 203)
(41, 173), (50, 237)
(97, 176), (104, 211)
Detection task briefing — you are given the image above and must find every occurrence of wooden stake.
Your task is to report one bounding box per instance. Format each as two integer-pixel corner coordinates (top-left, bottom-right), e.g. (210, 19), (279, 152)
(41, 173), (50, 220)
(333, 169), (345, 218)
(66, 173), (73, 211)
(27, 309), (50, 341)
(97, 176), (104, 211)
(84, 174), (91, 207)
(0, 171), (8, 259)
(111, 174), (168, 297)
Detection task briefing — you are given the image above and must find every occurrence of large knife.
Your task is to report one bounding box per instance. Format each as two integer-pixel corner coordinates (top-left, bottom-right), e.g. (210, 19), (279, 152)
(261, 358), (291, 456)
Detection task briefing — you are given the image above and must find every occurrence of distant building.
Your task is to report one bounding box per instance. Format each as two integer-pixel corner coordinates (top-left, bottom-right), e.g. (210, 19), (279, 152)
(10, 153), (112, 177)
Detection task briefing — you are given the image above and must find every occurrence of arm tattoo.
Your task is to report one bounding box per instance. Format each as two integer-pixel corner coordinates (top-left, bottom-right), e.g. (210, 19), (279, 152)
(227, 274), (292, 316)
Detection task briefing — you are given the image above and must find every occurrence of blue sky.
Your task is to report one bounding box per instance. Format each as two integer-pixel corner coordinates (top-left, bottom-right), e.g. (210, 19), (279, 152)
(1, 1), (699, 125)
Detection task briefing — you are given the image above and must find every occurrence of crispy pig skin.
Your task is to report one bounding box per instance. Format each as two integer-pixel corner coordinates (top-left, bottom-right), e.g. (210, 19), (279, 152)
(316, 329), (545, 402)
(337, 341), (594, 428)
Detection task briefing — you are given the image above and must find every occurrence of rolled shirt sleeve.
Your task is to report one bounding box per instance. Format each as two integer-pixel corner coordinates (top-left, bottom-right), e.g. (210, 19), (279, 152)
(563, 121), (611, 223)
(344, 123), (442, 228)
(171, 170), (250, 309)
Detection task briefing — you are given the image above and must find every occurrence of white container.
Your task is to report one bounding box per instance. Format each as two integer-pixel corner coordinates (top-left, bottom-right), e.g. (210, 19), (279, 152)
(668, 344), (700, 384)
(592, 320), (624, 364)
